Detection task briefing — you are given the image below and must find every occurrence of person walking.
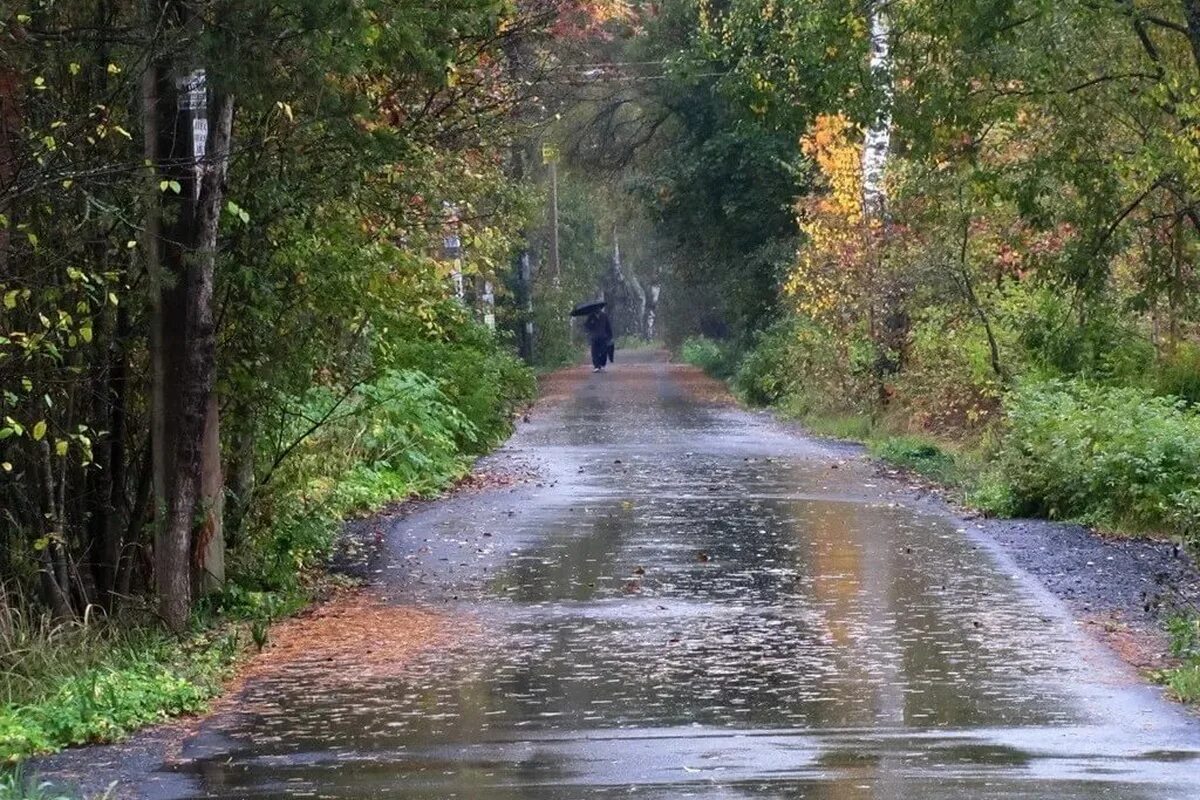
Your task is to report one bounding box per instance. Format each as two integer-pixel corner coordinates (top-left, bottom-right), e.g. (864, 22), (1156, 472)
(585, 308), (613, 372)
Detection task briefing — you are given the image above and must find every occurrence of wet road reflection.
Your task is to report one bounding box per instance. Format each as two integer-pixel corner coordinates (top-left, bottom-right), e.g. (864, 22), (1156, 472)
(164, 354), (1200, 799)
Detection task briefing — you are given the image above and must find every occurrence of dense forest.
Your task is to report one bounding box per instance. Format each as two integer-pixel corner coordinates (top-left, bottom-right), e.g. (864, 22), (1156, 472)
(3, 0), (1200, 762)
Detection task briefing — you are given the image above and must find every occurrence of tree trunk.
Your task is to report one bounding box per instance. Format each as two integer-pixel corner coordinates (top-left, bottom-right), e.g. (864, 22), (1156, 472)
(143, 1), (234, 628)
(102, 301), (131, 605)
(224, 413), (257, 547)
(158, 81), (232, 629)
(35, 441), (73, 618)
(117, 445), (154, 601)
(861, 1), (892, 219)
(645, 284), (660, 340)
(623, 264), (647, 340)
(607, 228), (631, 336)
(141, 4), (170, 622)
(195, 390), (225, 593)
(957, 212), (1005, 380)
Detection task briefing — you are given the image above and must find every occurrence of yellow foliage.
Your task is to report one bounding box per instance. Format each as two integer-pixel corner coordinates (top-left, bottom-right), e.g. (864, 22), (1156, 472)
(786, 114), (874, 327)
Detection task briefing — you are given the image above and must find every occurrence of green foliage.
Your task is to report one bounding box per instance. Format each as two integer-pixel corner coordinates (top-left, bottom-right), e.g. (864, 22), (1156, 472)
(1007, 289), (1155, 384)
(1159, 614), (1200, 704)
(1155, 344), (1200, 407)
(0, 660), (207, 760)
(891, 307), (1005, 433)
(0, 0), (544, 623)
(238, 327), (533, 594)
(732, 319), (803, 406)
(870, 437), (962, 486)
(1165, 663), (1200, 704)
(0, 610), (240, 762)
(679, 337), (737, 379)
(966, 471), (1021, 519)
(794, 412), (876, 442)
(391, 329), (536, 452)
(996, 381), (1200, 540)
(720, 314), (878, 418)
(1167, 614), (1200, 661)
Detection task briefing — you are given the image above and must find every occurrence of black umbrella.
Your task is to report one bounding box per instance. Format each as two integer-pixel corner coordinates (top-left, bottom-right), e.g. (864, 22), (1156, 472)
(569, 300), (606, 317)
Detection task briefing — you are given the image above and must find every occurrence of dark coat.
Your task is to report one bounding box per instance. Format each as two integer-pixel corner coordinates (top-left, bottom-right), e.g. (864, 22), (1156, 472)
(584, 311), (613, 344)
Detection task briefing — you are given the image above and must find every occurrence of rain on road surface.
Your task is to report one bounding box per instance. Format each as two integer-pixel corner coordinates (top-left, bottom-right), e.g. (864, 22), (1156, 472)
(83, 352), (1200, 798)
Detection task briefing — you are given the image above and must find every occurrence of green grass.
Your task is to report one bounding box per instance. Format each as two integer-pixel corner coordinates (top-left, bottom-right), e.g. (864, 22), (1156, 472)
(1164, 663), (1200, 704)
(995, 380), (1200, 542)
(777, 407), (978, 491)
(1157, 613), (1200, 704)
(0, 608), (245, 763)
(770, 404), (1009, 511)
(791, 410), (876, 441)
(615, 335), (658, 351)
(869, 436), (966, 486)
(678, 336), (738, 379)
(0, 432), (481, 765)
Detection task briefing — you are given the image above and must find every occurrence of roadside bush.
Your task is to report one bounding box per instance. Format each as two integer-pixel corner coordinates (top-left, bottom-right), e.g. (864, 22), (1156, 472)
(388, 326), (535, 451)
(996, 380), (1200, 539)
(1162, 614), (1200, 704)
(967, 470), (1021, 517)
(0, 318), (534, 763)
(236, 369), (481, 591)
(0, 768), (111, 799)
(731, 316), (877, 415)
(1155, 343), (1200, 407)
(236, 321), (534, 594)
(1001, 288), (1156, 384)
(891, 309), (1004, 434)
(733, 318), (802, 405)
(680, 336), (738, 379)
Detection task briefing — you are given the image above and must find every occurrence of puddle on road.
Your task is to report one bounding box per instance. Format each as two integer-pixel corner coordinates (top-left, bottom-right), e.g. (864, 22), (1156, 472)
(157, 360), (1200, 799)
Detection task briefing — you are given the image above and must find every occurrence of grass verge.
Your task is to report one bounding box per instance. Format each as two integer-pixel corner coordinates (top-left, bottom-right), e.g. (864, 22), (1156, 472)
(0, 606), (248, 764)
(1157, 614), (1200, 704)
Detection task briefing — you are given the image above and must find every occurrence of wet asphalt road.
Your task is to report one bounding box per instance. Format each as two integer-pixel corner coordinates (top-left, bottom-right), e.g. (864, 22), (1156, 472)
(45, 352), (1200, 798)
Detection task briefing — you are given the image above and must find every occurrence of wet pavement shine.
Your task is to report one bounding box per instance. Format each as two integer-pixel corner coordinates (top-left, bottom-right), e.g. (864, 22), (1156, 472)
(62, 353), (1200, 798)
